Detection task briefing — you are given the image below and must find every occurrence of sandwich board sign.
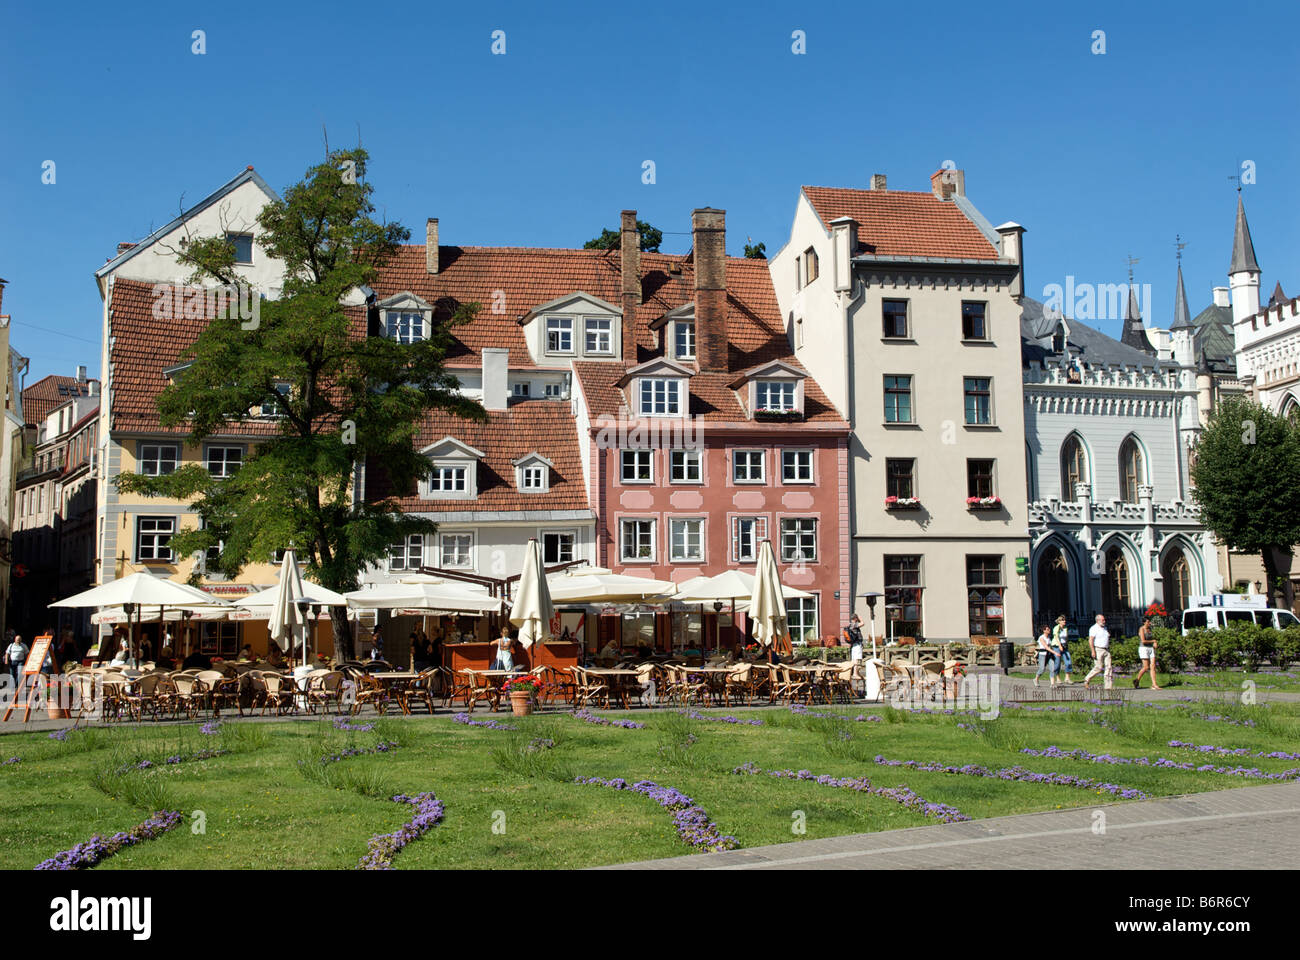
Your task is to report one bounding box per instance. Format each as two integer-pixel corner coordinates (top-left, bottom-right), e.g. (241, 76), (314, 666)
(2, 634), (55, 723)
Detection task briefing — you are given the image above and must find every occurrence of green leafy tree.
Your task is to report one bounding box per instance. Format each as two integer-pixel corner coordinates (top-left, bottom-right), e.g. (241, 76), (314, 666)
(1190, 398), (1300, 610)
(743, 241), (766, 259)
(584, 220), (662, 253)
(116, 149), (485, 660)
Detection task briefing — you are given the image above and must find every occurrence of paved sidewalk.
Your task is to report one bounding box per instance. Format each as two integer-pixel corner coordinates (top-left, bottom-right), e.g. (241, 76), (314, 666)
(601, 782), (1300, 870)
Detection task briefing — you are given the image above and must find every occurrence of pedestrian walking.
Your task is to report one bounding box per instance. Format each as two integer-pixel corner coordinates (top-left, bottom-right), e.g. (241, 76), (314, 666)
(4, 632), (28, 687)
(1132, 616), (1162, 690)
(1083, 614), (1112, 690)
(1034, 624), (1058, 687)
(1052, 615), (1073, 684)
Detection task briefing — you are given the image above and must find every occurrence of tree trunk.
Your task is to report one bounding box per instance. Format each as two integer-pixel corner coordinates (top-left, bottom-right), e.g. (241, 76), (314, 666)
(1263, 546), (1297, 612)
(329, 605), (354, 663)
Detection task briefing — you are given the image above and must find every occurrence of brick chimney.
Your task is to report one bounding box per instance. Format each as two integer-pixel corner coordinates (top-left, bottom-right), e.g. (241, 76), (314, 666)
(426, 218), (439, 274)
(692, 208), (728, 372)
(930, 168), (965, 199)
(869, 174), (887, 191)
(620, 210), (640, 363)
(116, 242), (136, 255)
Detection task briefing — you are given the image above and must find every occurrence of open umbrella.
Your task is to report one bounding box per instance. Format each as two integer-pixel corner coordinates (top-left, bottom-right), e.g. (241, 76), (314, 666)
(510, 539), (554, 650)
(343, 579), (503, 615)
(546, 567), (676, 604)
(748, 540), (790, 651)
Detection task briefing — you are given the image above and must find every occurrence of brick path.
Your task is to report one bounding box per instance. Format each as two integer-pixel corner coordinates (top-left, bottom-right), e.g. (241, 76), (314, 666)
(603, 782), (1300, 870)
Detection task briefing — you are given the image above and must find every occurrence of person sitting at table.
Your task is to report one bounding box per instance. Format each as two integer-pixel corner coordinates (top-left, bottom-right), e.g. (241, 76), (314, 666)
(182, 647), (212, 671)
(598, 639), (620, 665)
(493, 630), (515, 671)
(155, 646), (176, 671)
(411, 630), (431, 671)
(635, 642), (652, 661)
(237, 643), (254, 661)
(369, 627), (384, 661)
(266, 644), (285, 667)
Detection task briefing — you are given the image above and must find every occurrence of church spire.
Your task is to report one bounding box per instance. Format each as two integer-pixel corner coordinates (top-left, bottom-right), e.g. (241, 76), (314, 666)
(1171, 238), (1193, 331)
(1120, 258), (1156, 354)
(1229, 194), (1260, 275)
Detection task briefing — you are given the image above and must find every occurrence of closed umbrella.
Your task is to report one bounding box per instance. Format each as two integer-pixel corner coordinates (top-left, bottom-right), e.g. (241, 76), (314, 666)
(509, 539), (554, 650)
(749, 540), (790, 652)
(268, 549), (309, 663)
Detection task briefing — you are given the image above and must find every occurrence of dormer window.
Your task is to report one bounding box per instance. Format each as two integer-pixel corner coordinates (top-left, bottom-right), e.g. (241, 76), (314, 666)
(418, 437), (484, 500)
(639, 377), (682, 416)
(385, 311), (426, 344)
(755, 380), (796, 412)
(585, 318), (613, 354)
(730, 360), (807, 419)
(546, 317), (574, 354)
(430, 466), (468, 492)
(674, 321), (696, 361)
(258, 381), (293, 419)
(512, 452), (553, 493)
(522, 466), (545, 489)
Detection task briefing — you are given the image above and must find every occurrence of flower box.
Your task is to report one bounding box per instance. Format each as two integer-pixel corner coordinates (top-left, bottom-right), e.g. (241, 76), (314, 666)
(966, 496), (1002, 511)
(885, 496), (922, 511)
(754, 409), (804, 423)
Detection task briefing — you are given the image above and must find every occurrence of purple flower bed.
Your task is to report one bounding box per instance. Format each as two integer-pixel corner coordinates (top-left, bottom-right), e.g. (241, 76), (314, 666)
(1189, 713), (1256, 727)
(1018, 745), (1300, 782)
(4, 757), (20, 766)
(199, 720), (223, 736)
(872, 754), (1151, 799)
(357, 791), (445, 870)
(451, 713), (517, 731)
(1167, 740), (1300, 760)
(333, 717), (375, 733)
(116, 748), (229, 774)
(307, 740), (401, 767)
(35, 810), (183, 870)
(526, 737), (556, 753)
(48, 728), (73, 742)
(734, 762), (970, 823)
(574, 777), (737, 852)
(682, 709), (763, 726)
(571, 709), (644, 729)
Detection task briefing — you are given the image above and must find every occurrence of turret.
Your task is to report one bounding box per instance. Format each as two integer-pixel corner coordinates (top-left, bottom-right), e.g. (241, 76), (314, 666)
(1228, 195), (1261, 378)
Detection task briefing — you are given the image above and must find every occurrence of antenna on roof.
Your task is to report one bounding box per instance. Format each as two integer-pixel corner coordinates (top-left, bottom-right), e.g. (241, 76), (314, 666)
(1228, 167), (1243, 193)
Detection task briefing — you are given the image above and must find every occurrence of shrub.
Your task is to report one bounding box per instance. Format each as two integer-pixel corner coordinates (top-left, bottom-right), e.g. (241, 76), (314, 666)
(1109, 638), (1139, 672)
(1277, 626), (1300, 670)
(1151, 625), (1186, 673)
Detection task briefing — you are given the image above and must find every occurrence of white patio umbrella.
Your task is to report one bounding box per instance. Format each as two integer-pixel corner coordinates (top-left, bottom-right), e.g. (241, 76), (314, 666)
(670, 569), (813, 606)
(510, 538), (554, 650)
(546, 566), (676, 604)
(267, 549), (309, 660)
(233, 581), (349, 617)
(343, 579), (503, 615)
(749, 540), (790, 651)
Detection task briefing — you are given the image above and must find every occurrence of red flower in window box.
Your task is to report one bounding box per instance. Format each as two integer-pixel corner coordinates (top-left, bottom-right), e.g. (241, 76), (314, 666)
(966, 496), (1002, 510)
(885, 496), (921, 510)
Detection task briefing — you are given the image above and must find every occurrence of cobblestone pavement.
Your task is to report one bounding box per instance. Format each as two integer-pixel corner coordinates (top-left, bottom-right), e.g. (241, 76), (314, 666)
(602, 781), (1300, 870)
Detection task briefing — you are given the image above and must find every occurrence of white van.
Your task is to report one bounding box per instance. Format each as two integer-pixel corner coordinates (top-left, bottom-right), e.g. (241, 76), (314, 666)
(1181, 595), (1300, 634)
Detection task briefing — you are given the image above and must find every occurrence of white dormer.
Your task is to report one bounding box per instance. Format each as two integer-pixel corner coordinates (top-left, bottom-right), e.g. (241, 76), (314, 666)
(618, 358), (693, 418)
(512, 451), (554, 492)
(728, 359), (807, 419)
(418, 436), (486, 500)
(518, 292), (623, 363)
(377, 292), (434, 344)
(650, 304), (696, 362)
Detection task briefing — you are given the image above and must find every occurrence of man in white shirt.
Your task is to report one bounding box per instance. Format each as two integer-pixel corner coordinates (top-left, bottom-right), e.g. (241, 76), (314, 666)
(1083, 614), (1112, 690)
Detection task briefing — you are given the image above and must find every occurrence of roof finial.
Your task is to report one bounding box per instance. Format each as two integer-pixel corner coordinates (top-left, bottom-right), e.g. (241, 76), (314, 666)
(1125, 253), (1140, 288)
(1175, 234), (1186, 263)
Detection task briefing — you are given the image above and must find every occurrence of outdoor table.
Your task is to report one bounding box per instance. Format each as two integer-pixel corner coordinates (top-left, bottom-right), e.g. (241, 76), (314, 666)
(463, 669), (514, 710)
(583, 668), (643, 708)
(371, 671), (421, 715)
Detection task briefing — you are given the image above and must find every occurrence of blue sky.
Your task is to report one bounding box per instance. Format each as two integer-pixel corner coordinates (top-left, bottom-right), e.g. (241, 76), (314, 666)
(2, 0), (1297, 382)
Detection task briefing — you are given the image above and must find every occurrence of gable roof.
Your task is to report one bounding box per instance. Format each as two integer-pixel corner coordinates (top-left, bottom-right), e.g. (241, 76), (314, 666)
(95, 167), (279, 281)
(1020, 297), (1167, 369)
(22, 375), (87, 424)
(801, 186), (1001, 261)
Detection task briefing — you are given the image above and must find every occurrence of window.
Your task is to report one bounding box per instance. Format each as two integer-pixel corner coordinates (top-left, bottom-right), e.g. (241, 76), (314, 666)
(639, 378), (682, 415)
(1037, 546), (1070, 620)
(781, 449), (813, 483)
(787, 596), (819, 642)
(755, 380), (796, 412)
(884, 375), (913, 423)
(546, 317), (574, 353)
(732, 516), (766, 562)
(794, 262), (801, 292)
(584, 318), (612, 354)
(963, 377), (992, 425)
(670, 448), (701, 483)
(674, 321), (695, 360)
(885, 555), (923, 639)
(385, 311), (425, 344)
(440, 534), (472, 568)
(512, 382), (531, 398)
(733, 450), (765, 483)
(620, 519), (655, 561)
(389, 535), (424, 571)
(780, 518), (817, 562)
(138, 443), (179, 477)
(961, 301), (988, 340)
(966, 555), (1005, 637)
(200, 621), (240, 658)
(621, 450), (653, 483)
(226, 232), (254, 264)
(544, 381), (563, 399)
(882, 299), (909, 338)
(260, 381), (292, 419)
(1061, 435), (1088, 499)
(1183, 610), (1208, 630)
(1102, 547), (1131, 613)
(205, 445), (243, 478)
(543, 531), (576, 565)
(520, 465), (546, 490)
(137, 517), (175, 562)
(430, 465), (468, 492)
(1119, 437), (1144, 502)
(1161, 548), (1191, 612)
(886, 458), (915, 499)
(670, 519), (704, 561)
(967, 459), (994, 499)
(804, 248), (819, 284)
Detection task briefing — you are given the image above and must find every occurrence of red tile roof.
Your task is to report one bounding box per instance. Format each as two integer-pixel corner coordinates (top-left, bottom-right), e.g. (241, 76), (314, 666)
(22, 375), (88, 424)
(802, 186), (1000, 261)
(365, 399), (588, 513)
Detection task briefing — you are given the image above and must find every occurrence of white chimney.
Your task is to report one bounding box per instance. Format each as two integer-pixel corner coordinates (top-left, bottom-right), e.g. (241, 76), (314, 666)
(482, 348), (508, 411)
(869, 174), (887, 191)
(426, 219), (439, 275)
(1212, 286), (1230, 308)
(76, 365), (87, 382)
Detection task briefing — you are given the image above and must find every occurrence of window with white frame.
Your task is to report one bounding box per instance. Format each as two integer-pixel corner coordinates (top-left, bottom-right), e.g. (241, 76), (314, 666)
(205, 445), (243, 478)
(732, 516), (767, 562)
(385, 311), (426, 344)
(674, 321), (696, 360)
(543, 531), (576, 564)
(781, 449), (813, 483)
(259, 381), (292, 419)
(544, 382), (563, 398)
(138, 443), (179, 477)
(755, 380), (797, 412)
(732, 449), (765, 483)
(638, 377), (682, 416)
(388, 534), (424, 571)
(137, 516), (175, 562)
(787, 596), (819, 642)
(670, 519), (704, 562)
(439, 533), (473, 568)
(620, 519), (655, 561)
(621, 449), (653, 483)
(584, 318), (612, 354)
(669, 448), (701, 483)
(512, 382), (531, 398)
(780, 517), (817, 562)
(429, 465), (468, 492)
(520, 465), (547, 490)
(546, 316), (574, 353)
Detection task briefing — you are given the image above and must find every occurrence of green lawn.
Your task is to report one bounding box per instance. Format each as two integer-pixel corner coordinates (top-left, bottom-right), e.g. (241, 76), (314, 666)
(3, 700), (1298, 870)
(1009, 665), (1300, 693)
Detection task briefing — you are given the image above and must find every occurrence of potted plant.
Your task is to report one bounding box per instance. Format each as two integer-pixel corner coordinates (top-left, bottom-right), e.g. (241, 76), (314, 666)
(502, 674), (544, 716)
(885, 496), (922, 511)
(965, 496), (1002, 511)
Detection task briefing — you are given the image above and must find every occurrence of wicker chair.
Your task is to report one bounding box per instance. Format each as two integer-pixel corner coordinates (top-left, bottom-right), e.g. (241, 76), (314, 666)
(307, 671), (345, 714)
(461, 670), (500, 714)
(351, 673), (391, 716)
(723, 664), (752, 707)
(566, 667), (608, 709)
(774, 666), (813, 705)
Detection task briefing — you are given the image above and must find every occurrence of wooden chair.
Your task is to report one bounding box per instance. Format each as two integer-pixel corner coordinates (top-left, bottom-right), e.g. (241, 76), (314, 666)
(534, 665), (574, 707)
(399, 669), (438, 715)
(351, 674), (391, 716)
(307, 671), (345, 715)
(775, 666), (813, 705)
(461, 670), (501, 714)
(828, 663), (858, 703)
(723, 664), (752, 707)
(566, 667), (608, 709)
